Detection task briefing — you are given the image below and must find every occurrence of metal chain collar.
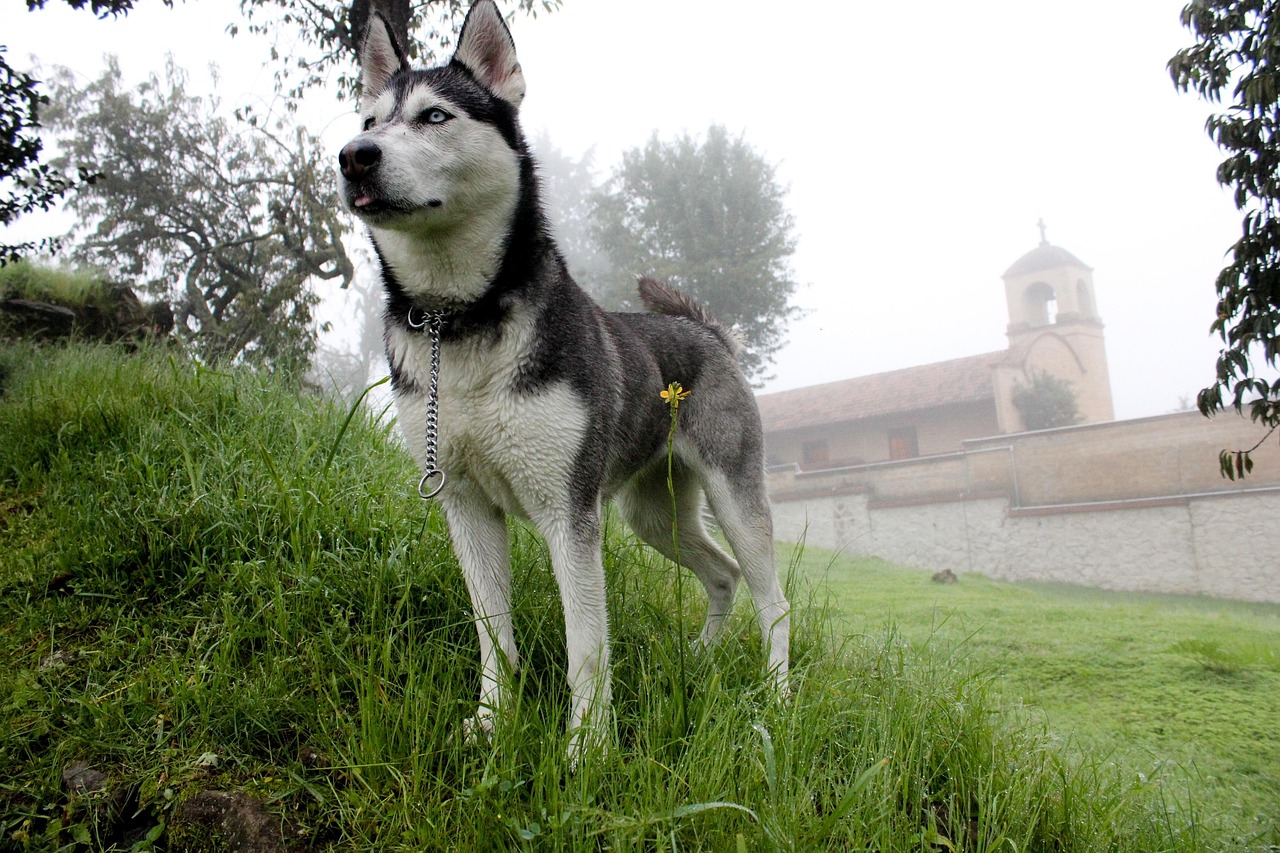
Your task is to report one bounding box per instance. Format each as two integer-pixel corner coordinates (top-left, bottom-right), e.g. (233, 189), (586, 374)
(407, 307), (446, 499)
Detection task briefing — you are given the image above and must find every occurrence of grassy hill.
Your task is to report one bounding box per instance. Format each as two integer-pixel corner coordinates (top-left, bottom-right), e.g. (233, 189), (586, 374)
(0, 342), (1245, 851)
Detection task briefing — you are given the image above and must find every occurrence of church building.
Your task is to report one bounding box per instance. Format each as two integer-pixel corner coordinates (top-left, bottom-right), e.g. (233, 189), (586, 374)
(757, 226), (1115, 470)
(757, 227), (1279, 603)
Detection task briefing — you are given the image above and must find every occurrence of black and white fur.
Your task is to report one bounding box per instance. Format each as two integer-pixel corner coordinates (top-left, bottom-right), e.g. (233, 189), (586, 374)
(337, 0), (789, 760)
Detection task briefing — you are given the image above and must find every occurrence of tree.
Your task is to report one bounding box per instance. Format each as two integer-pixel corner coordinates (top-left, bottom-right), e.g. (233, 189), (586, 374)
(591, 125), (801, 382)
(22, 1), (157, 11)
(235, 0), (560, 105)
(44, 57), (352, 371)
(1011, 371), (1082, 431)
(311, 245), (388, 401)
(4, 1), (563, 264)
(3, 1), (176, 263)
(0, 48), (71, 263)
(533, 133), (614, 295)
(1170, 0), (1280, 478)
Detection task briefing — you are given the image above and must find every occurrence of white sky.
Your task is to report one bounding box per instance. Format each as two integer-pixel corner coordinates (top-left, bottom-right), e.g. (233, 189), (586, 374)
(5, 0), (1240, 419)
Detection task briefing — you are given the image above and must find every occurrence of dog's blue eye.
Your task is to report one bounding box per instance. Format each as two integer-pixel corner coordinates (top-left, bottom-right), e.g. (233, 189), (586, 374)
(421, 108), (451, 125)
(363, 116), (376, 131)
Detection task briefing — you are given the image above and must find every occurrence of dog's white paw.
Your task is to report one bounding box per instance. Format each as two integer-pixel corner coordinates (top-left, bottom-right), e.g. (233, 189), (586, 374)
(565, 727), (605, 773)
(461, 712), (495, 745)
(564, 710), (615, 773)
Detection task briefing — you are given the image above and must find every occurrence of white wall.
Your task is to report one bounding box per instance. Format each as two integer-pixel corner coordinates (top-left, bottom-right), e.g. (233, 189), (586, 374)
(772, 490), (1280, 603)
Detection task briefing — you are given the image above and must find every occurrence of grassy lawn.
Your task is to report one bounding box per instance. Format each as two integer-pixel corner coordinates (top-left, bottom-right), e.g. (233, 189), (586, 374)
(797, 548), (1280, 843)
(0, 342), (1263, 850)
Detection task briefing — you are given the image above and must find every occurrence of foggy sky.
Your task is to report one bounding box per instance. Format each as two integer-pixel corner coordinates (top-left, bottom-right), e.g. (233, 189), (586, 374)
(5, 1), (1243, 419)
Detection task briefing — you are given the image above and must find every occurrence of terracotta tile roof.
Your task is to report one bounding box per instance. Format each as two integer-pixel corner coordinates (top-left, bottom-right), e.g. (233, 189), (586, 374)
(756, 350), (1008, 433)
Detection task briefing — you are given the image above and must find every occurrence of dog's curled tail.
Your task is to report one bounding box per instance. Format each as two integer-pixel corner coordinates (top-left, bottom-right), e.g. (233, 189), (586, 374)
(637, 277), (743, 357)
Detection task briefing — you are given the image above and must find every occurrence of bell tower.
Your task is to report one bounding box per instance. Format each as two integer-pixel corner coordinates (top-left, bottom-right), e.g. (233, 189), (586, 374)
(994, 222), (1115, 431)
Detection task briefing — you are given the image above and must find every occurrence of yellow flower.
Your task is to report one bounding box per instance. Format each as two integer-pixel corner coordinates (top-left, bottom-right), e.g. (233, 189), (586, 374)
(661, 382), (691, 408)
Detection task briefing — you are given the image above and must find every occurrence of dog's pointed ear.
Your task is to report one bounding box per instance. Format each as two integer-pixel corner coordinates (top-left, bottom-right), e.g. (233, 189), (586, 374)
(360, 11), (410, 108)
(453, 0), (526, 107)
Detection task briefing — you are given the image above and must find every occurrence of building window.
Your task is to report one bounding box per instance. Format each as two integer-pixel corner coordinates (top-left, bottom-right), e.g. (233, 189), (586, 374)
(888, 427), (918, 460)
(801, 440), (830, 468)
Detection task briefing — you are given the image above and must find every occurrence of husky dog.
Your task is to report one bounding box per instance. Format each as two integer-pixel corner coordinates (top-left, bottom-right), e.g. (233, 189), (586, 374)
(337, 0), (789, 759)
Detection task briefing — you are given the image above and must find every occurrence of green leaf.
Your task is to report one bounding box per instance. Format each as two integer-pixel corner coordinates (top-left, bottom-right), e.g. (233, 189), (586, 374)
(669, 801), (759, 822)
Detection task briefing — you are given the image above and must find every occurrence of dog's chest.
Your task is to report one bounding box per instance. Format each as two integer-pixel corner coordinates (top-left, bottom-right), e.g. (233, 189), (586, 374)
(388, 322), (587, 518)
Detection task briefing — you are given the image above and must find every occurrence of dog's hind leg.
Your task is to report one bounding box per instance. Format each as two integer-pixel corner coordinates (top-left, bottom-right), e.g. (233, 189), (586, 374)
(700, 468), (791, 693)
(529, 501), (612, 764)
(616, 463), (742, 647)
(441, 481), (516, 742)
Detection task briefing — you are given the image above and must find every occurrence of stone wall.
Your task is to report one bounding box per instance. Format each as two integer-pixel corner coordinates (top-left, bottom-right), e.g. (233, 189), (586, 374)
(768, 412), (1280, 603)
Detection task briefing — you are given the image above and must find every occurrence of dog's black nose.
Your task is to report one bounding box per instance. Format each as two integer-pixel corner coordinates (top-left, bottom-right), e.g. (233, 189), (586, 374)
(339, 141), (381, 180)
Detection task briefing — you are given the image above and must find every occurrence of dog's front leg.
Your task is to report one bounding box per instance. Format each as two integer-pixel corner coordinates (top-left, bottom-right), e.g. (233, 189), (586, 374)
(534, 507), (611, 764)
(441, 482), (515, 743)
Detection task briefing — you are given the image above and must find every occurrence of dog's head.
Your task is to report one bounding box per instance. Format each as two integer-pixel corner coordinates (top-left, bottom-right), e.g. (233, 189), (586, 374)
(337, 0), (526, 236)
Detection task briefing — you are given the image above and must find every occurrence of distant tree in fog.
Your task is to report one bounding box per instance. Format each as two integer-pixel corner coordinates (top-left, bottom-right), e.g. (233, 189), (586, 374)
(533, 133), (615, 296)
(44, 58), (352, 372)
(590, 124), (801, 382)
(1170, 0), (1280, 479)
(1012, 372), (1081, 431)
(312, 248), (386, 401)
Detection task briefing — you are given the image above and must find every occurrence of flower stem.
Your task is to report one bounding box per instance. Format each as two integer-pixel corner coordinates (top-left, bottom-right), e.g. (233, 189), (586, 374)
(663, 382), (689, 721)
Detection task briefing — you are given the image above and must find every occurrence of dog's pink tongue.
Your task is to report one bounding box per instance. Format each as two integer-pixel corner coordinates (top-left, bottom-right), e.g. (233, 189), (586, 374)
(354, 195), (373, 208)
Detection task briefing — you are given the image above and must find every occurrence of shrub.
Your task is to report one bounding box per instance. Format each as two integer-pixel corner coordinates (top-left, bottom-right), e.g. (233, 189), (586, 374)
(1012, 370), (1082, 430)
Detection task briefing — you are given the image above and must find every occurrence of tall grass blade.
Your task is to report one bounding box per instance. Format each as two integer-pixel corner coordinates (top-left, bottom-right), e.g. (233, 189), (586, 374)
(324, 375), (390, 473)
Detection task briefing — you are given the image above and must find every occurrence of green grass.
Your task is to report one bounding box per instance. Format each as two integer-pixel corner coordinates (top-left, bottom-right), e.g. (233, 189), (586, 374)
(0, 342), (1235, 851)
(0, 262), (108, 308)
(804, 551), (1280, 846)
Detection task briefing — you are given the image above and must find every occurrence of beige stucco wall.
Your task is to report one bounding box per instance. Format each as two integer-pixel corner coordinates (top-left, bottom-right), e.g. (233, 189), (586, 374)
(963, 410), (1277, 505)
(769, 411), (1280, 603)
(765, 400), (999, 469)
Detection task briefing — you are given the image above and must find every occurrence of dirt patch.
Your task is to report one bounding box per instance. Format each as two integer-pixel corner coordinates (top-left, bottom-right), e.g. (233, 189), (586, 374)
(173, 790), (306, 853)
